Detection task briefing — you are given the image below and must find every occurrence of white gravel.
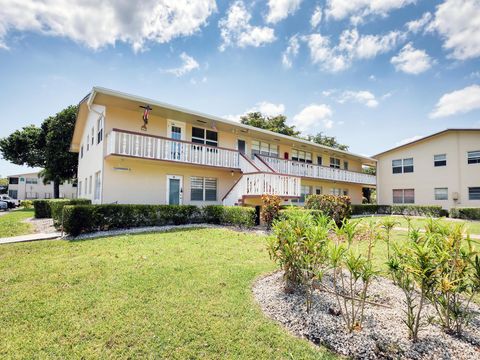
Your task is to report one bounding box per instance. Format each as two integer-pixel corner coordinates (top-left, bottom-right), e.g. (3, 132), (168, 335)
(253, 271), (480, 360)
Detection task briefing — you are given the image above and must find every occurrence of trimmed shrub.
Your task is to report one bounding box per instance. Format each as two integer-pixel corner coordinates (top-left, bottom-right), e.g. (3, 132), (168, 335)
(391, 205), (446, 217)
(20, 200), (33, 209)
(304, 194), (351, 225)
(62, 204), (256, 236)
(351, 204), (392, 215)
(33, 200), (51, 218)
(33, 198), (91, 221)
(450, 207), (480, 220)
(261, 194), (281, 230)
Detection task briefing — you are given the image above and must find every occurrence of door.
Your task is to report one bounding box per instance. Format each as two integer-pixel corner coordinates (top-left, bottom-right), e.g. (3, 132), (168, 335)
(167, 175), (183, 205)
(237, 139), (246, 154)
(167, 120), (186, 160)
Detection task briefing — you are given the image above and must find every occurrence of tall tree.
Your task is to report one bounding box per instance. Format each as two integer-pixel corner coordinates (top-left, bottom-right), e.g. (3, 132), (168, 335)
(0, 105), (78, 198)
(305, 132), (349, 151)
(240, 112), (300, 137)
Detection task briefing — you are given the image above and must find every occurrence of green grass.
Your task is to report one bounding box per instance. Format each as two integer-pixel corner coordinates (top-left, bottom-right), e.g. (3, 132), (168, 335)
(0, 228), (335, 359)
(353, 215), (480, 235)
(0, 209), (35, 238)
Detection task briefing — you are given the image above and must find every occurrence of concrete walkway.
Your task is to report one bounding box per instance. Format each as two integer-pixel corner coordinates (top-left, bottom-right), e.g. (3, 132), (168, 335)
(0, 232), (62, 245)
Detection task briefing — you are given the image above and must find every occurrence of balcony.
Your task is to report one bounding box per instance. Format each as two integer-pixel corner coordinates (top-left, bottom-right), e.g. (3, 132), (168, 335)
(258, 155), (376, 186)
(106, 129), (240, 169)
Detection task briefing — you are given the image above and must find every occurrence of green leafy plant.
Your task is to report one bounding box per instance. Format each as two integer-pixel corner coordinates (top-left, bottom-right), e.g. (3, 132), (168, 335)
(261, 194), (281, 230)
(20, 200), (33, 209)
(380, 218), (399, 258)
(304, 194), (351, 225)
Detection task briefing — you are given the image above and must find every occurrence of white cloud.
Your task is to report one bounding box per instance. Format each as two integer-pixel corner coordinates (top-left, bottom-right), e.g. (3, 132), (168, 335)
(282, 35), (300, 68)
(391, 43), (433, 74)
(406, 12), (432, 33)
(223, 101), (286, 121)
(292, 104), (333, 133)
(304, 28), (404, 72)
(325, 0), (415, 23)
(0, 0), (216, 52)
(428, 0), (480, 60)
(310, 6), (323, 29)
(219, 1), (276, 51)
(429, 84), (480, 118)
(266, 0), (302, 24)
(396, 135), (423, 146)
(165, 52), (199, 77)
(338, 90), (379, 108)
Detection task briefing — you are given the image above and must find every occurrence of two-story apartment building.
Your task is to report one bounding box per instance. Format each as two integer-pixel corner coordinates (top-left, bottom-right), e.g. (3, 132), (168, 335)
(7, 171), (77, 200)
(70, 87), (376, 207)
(374, 129), (480, 210)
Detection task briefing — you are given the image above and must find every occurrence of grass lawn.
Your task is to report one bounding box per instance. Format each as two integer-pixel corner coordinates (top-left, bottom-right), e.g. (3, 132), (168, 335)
(353, 215), (480, 235)
(0, 228), (335, 359)
(0, 208), (35, 238)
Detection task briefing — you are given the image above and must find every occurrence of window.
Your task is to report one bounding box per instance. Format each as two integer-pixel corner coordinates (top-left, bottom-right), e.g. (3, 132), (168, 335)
(434, 187), (448, 200)
(392, 158), (414, 173)
(467, 151), (480, 164)
(330, 188), (342, 196)
(317, 156), (322, 166)
(78, 181), (82, 196)
(80, 145), (84, 159)
(469, 187), (480, 200)
(434, 154), (447, 167)
(26, 178), (38, 184)
(190, 177), (217, 201)
(330, 157), (341, 169)
(91, 127), (94, 145)
(343, 189), (349, 196)
(299, 185), (311, 202)
(97, 117), (103, 144)
(344, 161), (349, 170)
(94, 171), (101, 200)
(87, 135), (89, 151)
(89, 176), (92, 194)
(84, 178), (87, 195)
(9, 177), (18, 185)
(192, 127), (218, 147)
(8, 190), (17, 199)
(251, 140), (278, 158)
(315, 187), (322, 195)
(393, 189), (415, 204)
(292, 149), (312, 163)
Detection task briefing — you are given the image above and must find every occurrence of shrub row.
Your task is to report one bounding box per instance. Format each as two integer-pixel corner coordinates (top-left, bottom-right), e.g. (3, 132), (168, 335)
(450, 207), (480, 220)
(62, 204), (256, 236)
(33, 198), (91, 219)
(351, 204), (447, 217)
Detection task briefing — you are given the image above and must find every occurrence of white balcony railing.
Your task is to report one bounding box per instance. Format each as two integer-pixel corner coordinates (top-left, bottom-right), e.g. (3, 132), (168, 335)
(243, 173), (301, 197)
(259, 155), (376, 186)
(106, 129), (240, 169)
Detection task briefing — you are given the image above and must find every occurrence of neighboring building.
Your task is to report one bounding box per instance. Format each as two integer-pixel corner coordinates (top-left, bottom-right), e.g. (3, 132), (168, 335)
(70, 87), (376, 207)
(7, 171), (77, 200)
(374, 129), (480, 210)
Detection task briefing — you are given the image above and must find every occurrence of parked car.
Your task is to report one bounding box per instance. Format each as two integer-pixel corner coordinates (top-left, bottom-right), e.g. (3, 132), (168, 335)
(0, 194), (19, 208)
(0, 200), (8, 211)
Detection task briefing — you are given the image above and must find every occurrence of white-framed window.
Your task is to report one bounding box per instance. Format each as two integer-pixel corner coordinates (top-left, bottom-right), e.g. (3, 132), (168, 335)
(89, 176), (92, 194)
(91, 127), (94, 145)
(26, 177), (38, 184)
(86, 135), (89, 151)
(393, 189), (415, 204)
(78, 181), (82, 196)
(317, 156), (322, 165)
(97, 116), (103, 144)
(469, 187), (480, 200)
(330, 188), (342, 196)
(94, 171), (101, 200)
(192, 127), (218, 147)
(190, 177), (217, 201)
(392, 158), (414, 174)
(251, 140), (278, 158)
(315, 186), (322, 195)
(292, 149), (312, 163)
(330, 157), (341, 169)
(467, 151), (480, 164)
(434, 154), (447, 167)
(343, 189), (349, 196)
(434, 187), (448, 200)
(344, 161), (349, 170)
(80, 145), (84, 159)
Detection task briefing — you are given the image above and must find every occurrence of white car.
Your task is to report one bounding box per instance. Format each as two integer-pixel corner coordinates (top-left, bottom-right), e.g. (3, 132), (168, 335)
(0, 194), (19, 208)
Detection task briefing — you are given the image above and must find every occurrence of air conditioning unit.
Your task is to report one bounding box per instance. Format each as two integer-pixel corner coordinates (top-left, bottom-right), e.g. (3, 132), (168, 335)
(452, 192), (459, 200)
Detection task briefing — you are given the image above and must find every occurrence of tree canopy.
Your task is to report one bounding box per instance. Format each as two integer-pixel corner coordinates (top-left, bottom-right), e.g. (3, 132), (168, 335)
(240, 112), (349, 151)
(0, 105), (78, 198)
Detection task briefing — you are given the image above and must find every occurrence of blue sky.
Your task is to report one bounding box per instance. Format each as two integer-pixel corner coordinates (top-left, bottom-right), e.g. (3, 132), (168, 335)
(1, 0), (479, 176)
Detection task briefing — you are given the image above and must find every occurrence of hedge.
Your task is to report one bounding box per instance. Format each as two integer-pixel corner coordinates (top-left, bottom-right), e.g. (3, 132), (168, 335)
(63, 204), (256, 236)
(304, 194), (351, 225)
(33, 198), (91, 222)
(450, 208), (480, 220)
(351, 204), (447, 217)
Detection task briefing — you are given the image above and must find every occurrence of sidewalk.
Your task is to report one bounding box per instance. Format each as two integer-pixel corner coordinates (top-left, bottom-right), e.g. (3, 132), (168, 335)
(0, 232), (62, 245)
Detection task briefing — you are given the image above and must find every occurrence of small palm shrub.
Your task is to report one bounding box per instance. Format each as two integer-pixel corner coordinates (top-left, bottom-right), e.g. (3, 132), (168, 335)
(380, 217), (399, 258)
(261, 194), (281, 230)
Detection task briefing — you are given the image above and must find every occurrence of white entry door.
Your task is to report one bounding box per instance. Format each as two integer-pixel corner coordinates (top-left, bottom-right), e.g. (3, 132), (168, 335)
(167, 120), (186, 160)
(166, 175), (183, 205)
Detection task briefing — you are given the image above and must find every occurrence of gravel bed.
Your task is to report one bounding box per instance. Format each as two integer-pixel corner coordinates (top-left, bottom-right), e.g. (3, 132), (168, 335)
(64, 224), (268, 240)
(253, 271), (480, 360)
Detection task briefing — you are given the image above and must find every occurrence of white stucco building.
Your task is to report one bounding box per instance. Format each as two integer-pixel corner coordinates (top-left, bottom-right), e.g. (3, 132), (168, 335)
(7, 171), (77, 200)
